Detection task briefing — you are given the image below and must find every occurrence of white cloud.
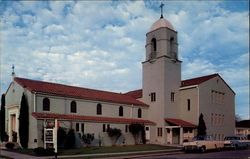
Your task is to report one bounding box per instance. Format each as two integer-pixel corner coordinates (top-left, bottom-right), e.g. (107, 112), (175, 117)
(0, 1), (249, 119)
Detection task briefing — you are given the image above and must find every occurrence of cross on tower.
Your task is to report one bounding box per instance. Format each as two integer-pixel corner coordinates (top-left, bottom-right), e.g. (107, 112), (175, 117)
(11, 64), (15, 76)
(160, 2), (164, 18)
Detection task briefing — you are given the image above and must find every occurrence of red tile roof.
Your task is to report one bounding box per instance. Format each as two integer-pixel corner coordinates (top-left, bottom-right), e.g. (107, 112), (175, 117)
(236, 120), (250, 128)
(181, 74), (218, 87)
(124, 89), (142, 99)
(126, 74), (220, 99)
(14, 77), (148, 107)
(165, 118), (196, 127)
(32, 112), (155, 125)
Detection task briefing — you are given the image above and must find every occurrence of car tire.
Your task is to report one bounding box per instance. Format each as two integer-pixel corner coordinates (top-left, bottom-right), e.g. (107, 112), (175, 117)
(234, 144), (238, 150)
(200, 146), (206, 153)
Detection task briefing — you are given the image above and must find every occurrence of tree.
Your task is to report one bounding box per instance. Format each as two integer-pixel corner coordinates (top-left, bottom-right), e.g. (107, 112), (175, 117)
(0, 94), (7, 142)
(82, 133), (94, 147)
(64, 129), (75, 149)
(57, 127), (67, 148)
(129, 123), (145, 144)
(235, 114), (242, 122)
(19, 93), (29, 148)
(107, 128), (121, 146)
(197, 113), (206, 136)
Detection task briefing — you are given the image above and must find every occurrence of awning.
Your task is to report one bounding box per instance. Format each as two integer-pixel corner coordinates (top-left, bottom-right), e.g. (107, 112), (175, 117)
(165, 118), (196, 128)
(32, 112), (155, 125)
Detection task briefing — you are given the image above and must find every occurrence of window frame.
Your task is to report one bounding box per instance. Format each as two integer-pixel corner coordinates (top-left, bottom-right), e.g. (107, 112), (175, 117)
(150, 92), (156, 102)
(119, 106), (123, 117)
(43, 97), (50, 111)
(171, 92), (175, 102)
(97, 103), (102, 115)
(157, 127), (163, 137)
(70, 101), (77, 113)
(187, 99), (191, 111)
(138, 108), (142, 118)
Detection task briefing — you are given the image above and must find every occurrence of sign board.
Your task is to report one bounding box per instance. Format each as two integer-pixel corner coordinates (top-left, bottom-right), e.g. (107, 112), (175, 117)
(45, 129), (53, 142)
(44, 119), (58, 157)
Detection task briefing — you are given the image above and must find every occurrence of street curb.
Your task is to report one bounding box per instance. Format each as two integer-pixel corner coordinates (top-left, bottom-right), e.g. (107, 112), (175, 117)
(55, 149), (183, 159)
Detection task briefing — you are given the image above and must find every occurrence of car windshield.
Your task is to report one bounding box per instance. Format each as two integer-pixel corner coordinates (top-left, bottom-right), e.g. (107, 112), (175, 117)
(224, 136), (239, 140)
(192, 136), (205, 141)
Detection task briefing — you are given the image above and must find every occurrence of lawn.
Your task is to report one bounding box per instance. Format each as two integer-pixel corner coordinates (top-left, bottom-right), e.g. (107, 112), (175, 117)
(6, 144), (177, 156)
(58, 144), (176, 155)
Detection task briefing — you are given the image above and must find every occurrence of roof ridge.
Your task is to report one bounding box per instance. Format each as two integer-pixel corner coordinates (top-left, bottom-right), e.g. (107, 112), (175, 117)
(14, 77), (149, 107)
(182, 73), (218, 82)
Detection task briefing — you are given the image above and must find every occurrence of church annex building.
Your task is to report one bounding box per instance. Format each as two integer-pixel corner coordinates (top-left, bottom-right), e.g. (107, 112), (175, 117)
(4, 15), (235, 148)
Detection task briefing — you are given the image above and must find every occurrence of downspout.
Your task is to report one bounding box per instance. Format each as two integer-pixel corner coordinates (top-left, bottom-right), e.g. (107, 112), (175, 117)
(131, 104), (134, 118)
(197, 86), (200, 124)
(33, 92), (36, 112)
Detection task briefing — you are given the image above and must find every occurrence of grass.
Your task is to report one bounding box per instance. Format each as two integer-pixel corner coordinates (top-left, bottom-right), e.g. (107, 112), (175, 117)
(58, 144), (176, 155)
(0, 155), (13, 159)
(5, 144), (178, 156)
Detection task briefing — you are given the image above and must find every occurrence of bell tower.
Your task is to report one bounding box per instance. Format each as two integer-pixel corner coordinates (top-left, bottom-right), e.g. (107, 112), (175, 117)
(142, 7), (181, 144)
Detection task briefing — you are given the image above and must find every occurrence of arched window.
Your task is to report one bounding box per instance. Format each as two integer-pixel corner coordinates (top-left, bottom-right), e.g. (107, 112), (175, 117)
(151, 38), (157, 52)
(97, 103), (102, 115)
(71, 101), (77, 113)
(119, 106), (123, 117)
(43, 98), (50, 111)
(138, 108), (142, 118)
(170, 37), (177, 59)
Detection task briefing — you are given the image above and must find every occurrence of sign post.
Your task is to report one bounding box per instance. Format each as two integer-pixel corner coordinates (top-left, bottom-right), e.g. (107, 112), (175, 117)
(53, 119), (58, 159)
(44, 119), (58, 159)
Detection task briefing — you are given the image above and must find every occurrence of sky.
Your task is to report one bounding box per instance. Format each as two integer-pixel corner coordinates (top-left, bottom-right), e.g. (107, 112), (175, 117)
(0, 1), (249, 119)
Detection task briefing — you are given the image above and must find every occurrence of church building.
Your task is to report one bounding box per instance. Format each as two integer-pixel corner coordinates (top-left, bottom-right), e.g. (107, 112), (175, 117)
(3, 12), (235, 148)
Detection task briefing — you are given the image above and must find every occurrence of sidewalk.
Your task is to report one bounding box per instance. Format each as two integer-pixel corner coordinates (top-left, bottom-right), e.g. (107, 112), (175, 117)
(0, 148), (182, 159)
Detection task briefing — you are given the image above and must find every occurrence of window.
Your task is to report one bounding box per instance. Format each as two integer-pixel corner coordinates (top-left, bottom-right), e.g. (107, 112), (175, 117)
(150, 92), (156, 102)
(170, 37), (176, 59)
(70, 101), (77, 113)
(171, 92), (175, 102)
(43, 98), (50, 111)
(107, 124), (110, 132)
(157, 127), (163, 137)
(119, 106), (123, 116)
(103, 124), (106, 132)
(125, 125), (128, 132)
(211, 113), (214, 126)
(138, 108), (142, 118)
(97, 103), (102, 115)
(187, 99), (191, 111)
(151, 38), (157, 52)
(76, 123), (79, 132)
(184, 128), (188, 133)
(81, 123), (84, 133)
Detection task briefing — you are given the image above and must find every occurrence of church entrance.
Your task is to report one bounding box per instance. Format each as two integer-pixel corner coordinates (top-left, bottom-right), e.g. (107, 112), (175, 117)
(145, 126), (150, 141)
(10, 114), (17, 142)
(172, 128), (180, 144)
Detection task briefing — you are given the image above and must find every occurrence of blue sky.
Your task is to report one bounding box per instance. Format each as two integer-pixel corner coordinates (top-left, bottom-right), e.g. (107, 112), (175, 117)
(0, 1), (249, 119)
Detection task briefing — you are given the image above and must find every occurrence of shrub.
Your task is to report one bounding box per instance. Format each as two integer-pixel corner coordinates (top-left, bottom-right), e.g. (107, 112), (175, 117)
(57, 127), (66, 148)
(64, 129), (75, 149)
(0, 94), (6, 142)
(108, 128), (121, 146)
(5, 142), (15, 149)
(34, 147), (54, 156)
(82, 133), (94, 147)
(129, 123), (144, 144)
(19, 93), (29, 148)
(197, 113), (206, 136)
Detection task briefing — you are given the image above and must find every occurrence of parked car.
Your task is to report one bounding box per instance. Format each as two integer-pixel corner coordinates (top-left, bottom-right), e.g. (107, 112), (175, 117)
(224, 135), (250, 149)
(183, 135), (224, 153)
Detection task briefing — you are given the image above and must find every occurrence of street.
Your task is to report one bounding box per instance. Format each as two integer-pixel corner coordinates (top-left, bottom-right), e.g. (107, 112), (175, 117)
(136, 149), (250, 159)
